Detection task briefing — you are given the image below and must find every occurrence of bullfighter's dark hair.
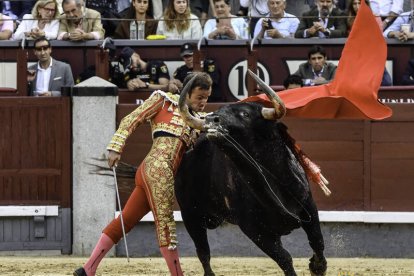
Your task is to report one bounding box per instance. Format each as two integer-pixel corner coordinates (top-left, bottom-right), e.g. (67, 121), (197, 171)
(182, 72), (213, 97)
(33, 36), (51, 48)
(308, 45), (327, 59)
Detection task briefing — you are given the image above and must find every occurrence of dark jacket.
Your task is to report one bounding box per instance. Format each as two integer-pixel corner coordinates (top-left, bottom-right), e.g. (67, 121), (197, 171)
(113, 15), (158, 39)
(402, 59), (414, 85)
(295, 7), (347, 38)
(294, 62), (337, 85)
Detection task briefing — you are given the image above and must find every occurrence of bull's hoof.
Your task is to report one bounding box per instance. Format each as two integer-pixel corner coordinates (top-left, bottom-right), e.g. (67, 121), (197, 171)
(204, 272), (215, 276)
(73, 267), (86, 276)
(309, 255), (327, 276)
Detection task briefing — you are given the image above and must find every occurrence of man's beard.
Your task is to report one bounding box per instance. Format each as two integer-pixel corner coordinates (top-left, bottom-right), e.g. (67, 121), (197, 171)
(319, 6), (333, 17)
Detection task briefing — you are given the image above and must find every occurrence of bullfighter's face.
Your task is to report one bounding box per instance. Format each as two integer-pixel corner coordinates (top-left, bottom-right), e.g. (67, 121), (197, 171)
(186, 87), (211, 112)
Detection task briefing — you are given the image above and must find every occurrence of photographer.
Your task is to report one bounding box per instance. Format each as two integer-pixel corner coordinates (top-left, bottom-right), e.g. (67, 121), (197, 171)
(253, 0), (299, 39)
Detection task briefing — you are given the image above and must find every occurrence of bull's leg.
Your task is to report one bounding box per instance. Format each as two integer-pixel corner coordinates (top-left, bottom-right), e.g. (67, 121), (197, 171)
(301, 199), (327, 276)
(181, 217), (215, 276)
(239, 223), (297, 276)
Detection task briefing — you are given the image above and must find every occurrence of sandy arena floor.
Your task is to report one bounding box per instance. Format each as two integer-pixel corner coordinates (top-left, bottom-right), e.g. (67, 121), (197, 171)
(0, 256), (413, 276)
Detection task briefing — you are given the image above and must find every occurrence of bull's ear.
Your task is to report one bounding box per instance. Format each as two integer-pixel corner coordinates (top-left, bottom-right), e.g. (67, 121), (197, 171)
(247, 69), (286, 119)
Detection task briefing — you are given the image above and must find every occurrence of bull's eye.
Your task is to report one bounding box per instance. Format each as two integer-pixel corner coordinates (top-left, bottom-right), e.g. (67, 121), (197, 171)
(241, 111), (250, 118)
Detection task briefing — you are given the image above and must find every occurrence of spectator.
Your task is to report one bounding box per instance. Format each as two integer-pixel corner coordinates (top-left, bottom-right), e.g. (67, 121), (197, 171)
(401, 59), (414, 85)
(113, 0), (158, 39)
(253, 0), (299, 39)
(285, 0), (315, 17)
(283, 74), (303, 89)
(1, 0), (36, 21)
(58, 0), (105, 40)
(170, 42), (221, 101)
(369, 0), (403, 30)
(239, 0), (269, 38)
(203, 0), (246, 39)
(156, 0), (202, 39)
(295, 0), (347, 38)
(119, 46), (170, 91)
(13, 0), (59, 41)
(383, 0), (414, 42)
(293, 45), (337, 86)
(0, 12), (13, 39)
(347, 0), (384, 34)
(27, 36), (74, 96)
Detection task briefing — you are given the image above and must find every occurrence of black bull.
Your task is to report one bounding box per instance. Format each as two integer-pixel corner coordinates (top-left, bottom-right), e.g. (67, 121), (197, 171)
(175, 105), (327, 275)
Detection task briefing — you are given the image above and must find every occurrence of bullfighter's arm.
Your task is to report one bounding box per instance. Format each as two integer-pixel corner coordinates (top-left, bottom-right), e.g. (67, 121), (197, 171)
(107, 92), (164, 153)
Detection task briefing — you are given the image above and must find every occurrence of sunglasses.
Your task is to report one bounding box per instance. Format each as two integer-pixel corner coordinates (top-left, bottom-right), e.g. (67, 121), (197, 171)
(182, 54), (193, 58)
(35, 46), (50, 52)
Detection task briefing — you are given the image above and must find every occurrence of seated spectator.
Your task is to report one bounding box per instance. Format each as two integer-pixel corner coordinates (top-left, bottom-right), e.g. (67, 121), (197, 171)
(283, 74), (303, 89)
(156, 0), (202, 39)
(239, 0), (270, 38)
(113, 0), (158, 39)
(0, 12), (13, 39)
(293, 45), (337, 86)
(1, 0), (36, 22)
(401, 59), (414, 85)
(253, 0), (299, 39)
(27, 36), (74, 96)
(369, 0), (403, 30)
(13, 0), (59, 41)
(169, 42), (221, 101)
(346, 0), (382, 34)
(295, 0), (347, 38)
(285, 0), (315, 17)
(383, 1), (414, 42)
(119, 46), (170, 91)
(203, 0), (246, 39)
(58, 0), (105, 41)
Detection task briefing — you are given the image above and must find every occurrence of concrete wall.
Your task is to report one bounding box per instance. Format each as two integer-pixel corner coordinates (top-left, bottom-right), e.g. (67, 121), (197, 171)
(116, 222), (414, 258)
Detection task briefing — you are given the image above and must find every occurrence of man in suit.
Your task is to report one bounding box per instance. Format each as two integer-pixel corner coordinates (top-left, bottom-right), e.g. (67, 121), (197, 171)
(295, 0), (347, 38)
(28, 37), (74, 96)
(293, 45), (337, 86)
(57, 0), (105, 40)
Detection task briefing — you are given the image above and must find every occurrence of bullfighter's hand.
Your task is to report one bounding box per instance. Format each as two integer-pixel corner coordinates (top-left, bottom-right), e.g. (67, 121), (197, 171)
(107, 150), (121, 168)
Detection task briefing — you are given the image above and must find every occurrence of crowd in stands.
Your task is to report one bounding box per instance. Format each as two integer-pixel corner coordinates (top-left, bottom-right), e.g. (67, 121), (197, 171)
(2, 0), (414, 95)
(1, 0), (413, 41)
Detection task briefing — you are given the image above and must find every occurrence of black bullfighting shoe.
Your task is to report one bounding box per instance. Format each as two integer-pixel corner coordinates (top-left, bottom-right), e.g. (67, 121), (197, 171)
(73, 267), (87, 276)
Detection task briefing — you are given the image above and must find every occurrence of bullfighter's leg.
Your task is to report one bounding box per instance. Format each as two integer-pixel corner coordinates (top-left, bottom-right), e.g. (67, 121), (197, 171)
(180, 212), (215, 276)
(238, 222), (297, 276)
(300, 198), (327, 276)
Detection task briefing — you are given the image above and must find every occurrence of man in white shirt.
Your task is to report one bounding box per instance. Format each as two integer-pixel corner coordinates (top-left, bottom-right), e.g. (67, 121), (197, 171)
(28, 37), (74, 96)
(369, 0), (404, 30)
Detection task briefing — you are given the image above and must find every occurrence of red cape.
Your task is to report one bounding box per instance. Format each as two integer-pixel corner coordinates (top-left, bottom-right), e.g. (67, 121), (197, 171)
(243, 1), (392, 120)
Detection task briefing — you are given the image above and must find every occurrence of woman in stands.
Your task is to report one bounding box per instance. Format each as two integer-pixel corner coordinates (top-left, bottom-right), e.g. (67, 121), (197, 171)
(73, 73), (212, 276)
(113, 0), (158, 39)
(203, 0), (247, 39)
(12, 0), (59, 40)
(0, 13), (14, 40)
(346, 0), (378, 34)
(156, 0), (202, 39)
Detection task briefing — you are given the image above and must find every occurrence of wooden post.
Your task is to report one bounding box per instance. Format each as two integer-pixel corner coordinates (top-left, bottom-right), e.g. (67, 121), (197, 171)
(95, 49), (109, 80)
(16, 48), (28, 96)
(247, 49), (258, 97)
(193, 49), (205, 72)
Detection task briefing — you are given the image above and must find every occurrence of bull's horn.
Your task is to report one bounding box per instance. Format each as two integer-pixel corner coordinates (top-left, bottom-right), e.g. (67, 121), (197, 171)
(178, 73), (206, 130)
(247, 69), (286, 119)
